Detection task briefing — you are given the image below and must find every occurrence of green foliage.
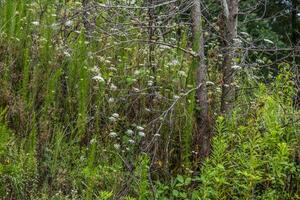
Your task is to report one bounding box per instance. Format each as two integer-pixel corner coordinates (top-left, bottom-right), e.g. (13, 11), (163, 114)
(0, 0), (299, 199)
(196, 80), (300, 200)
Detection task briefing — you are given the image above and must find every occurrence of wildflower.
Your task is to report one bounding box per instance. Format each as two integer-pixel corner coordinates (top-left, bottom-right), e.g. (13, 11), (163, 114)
(126, 129), (134, 136)
(92, 74), (105, 83)
(148, 80), (154, 86)
(154, 134), (161, 137)
(63, 51), (71, 57)
(90, 66), (100, 73)
(173, 95), (180, 100)
(110, 83), (117, 91)
(233, 38), (242, 44)
(113, 143), (120, 149)
(138, 132), (145, 137)
(109, 67), (117, 71)
(134, 70), (140, 76)
(90, 138), (97, 144)
(109, 116), (117, 122)
(31, 21), (39, 26)
(178, 71), (187, 77)
(65, 20), (73, 27)
(132, 87), (140, 92)
(169, 59), (179, 66)
(112, 113), (119, 118)
(109, 132), (118, 138)
(128, 139), (135, 144)
(108, 97), (115, 103)
(136, 126), (144, 131)
(160, 45), (171, 50)
(231, 65), (241, 70)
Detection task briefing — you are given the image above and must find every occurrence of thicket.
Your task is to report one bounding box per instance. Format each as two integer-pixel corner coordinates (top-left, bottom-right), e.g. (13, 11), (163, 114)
(0, 1), (299, 199)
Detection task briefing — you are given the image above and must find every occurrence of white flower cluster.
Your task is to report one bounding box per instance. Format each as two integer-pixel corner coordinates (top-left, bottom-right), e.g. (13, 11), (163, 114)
(109, 113), (120, 123)
(91, 66), (105, 83)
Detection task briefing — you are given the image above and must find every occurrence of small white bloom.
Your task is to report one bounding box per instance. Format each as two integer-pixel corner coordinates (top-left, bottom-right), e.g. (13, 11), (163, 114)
(112, 113), (119, 118)
(231, 65), (241, 70)
(169, 59), (179, 66)
(90, 66), (100, 73)
(113, 143), (120, 149)
(109, 67), (117, 71)
(134, 70), (140, 76)
(108, 97), (115, 103)
(147, 80), (153, 86)
(136, 126), (144, 131)
(31, 21), (40, 26)
(109, 132), (118, 138)
(233, 38), (242, 44)
(160, 45), (171, 50)
(126, 129), (134, 136)
(90, 138), (97, 144)
(138, 132), (145, 137)
(132, 87), (140, 92)
(110, 83), (117, 91)
(128, 139), (135, 144)
(92, 75), (105, 83)
(173, 95), (180, 100)
(154, 133), (161, 137)
(63, 51), (71, 57)
(109, 116), (117, 122)
(65, 20), (73, 27)
(178, 71), (187, 77)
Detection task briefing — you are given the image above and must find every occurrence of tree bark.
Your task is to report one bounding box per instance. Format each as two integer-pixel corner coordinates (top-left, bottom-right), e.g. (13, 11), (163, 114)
(192, 0), (211, 162)
(82, 0), (92, 38)
(292, 0), (300, 108)
(220, 0), (238, 114)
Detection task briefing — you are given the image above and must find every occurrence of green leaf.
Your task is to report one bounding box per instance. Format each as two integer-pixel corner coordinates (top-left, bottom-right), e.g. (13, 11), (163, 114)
(185, 177), (192, 185)
(172, 189), (179, 197)
(177, 175), (184, 183)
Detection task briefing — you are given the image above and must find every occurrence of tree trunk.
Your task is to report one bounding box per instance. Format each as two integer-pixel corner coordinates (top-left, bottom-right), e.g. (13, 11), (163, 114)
(220, 0), (238, 114)
(192, 0), (211, 162)
(82, 0), (92, 38)
(292, 0), (300, 108)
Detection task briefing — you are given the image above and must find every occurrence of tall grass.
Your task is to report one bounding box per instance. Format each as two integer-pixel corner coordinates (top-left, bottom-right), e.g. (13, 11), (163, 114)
(0, 1), (299, 199)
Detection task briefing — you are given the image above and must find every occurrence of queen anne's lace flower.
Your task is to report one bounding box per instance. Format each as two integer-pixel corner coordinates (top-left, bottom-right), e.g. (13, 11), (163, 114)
(109, 132), (117, 137)
(126, 129), (134, 136)
(92, 75), (105, 83)
(112, 113), (119, 118)
(128, 139), (135, 144)
(113, 144), (120, 149)
(138, 132), (145, 137)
